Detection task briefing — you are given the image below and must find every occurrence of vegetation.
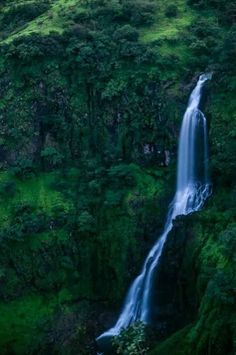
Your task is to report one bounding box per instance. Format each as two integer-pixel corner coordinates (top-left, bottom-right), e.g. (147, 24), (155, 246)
(113, 322), (149, 355)
(0, 0), (235, 354)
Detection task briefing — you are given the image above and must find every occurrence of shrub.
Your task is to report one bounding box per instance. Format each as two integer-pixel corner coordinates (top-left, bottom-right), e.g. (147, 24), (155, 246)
(189, 39), (209, 55)
(0, 181), (16, 198)
(77, 211), (96, 234)
(107, 164), (134, 187)
(122, 0), (156, 26)
(92, 0), (124, 23)
(41, 147), (64, 169)
(0, 2), (50, 35)
(165, 4), (178, 18)
(5, 34), (64, 61)
(69, 24), (91, 40)
(113, 25), (139, 42)
(11, 159), (35, 179)
(112, 322), (149, 355)
(12, 202), (34, 216)
(0, 203), (47, 241)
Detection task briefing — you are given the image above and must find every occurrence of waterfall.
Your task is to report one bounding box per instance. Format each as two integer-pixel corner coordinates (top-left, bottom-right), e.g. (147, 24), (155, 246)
(97, 74), (212, 345)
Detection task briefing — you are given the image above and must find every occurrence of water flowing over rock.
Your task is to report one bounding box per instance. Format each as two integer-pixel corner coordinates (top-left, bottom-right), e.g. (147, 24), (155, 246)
(97, 74), (211, 347)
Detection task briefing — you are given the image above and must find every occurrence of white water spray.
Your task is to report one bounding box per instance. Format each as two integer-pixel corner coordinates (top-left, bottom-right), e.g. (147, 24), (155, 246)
(97, 74), (211, 343)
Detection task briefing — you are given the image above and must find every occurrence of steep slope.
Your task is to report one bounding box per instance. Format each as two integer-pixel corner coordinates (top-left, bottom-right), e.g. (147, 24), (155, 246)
(0, 0), (235, 354)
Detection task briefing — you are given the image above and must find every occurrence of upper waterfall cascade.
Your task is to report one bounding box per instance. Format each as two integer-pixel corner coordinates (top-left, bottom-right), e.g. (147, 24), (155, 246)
(97, 74), (212, 342)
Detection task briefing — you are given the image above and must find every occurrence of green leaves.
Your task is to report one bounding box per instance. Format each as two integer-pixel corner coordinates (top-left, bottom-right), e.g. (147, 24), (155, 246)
(113, 25), (139, 42)
(41, 147), (64, 168)
(113, 322), (149, 355)
(77, 211), (96, 234)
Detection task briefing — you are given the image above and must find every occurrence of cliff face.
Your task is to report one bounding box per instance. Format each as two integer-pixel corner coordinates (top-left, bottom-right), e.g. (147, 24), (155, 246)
(151, 191), (236, 355)
(0, 0), (235, 354)
(150, 215), (198, 339)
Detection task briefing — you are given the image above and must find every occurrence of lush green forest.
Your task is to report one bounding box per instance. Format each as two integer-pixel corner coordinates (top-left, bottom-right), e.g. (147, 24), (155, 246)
(0, 0), (235, 354)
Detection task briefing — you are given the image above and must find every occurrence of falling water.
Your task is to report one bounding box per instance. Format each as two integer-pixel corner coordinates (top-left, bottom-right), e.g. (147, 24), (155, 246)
(97, 74), (212, 345)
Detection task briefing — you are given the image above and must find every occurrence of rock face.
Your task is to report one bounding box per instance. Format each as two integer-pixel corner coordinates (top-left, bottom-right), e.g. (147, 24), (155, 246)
(150, 215), (198, 339)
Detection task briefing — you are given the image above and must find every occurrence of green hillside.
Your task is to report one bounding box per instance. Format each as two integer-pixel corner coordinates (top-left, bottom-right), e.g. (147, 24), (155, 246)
(0, 0), (235, 354)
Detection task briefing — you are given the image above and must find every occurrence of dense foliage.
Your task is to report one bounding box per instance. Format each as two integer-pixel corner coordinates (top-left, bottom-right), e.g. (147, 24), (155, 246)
(0, 0), (235, 354)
